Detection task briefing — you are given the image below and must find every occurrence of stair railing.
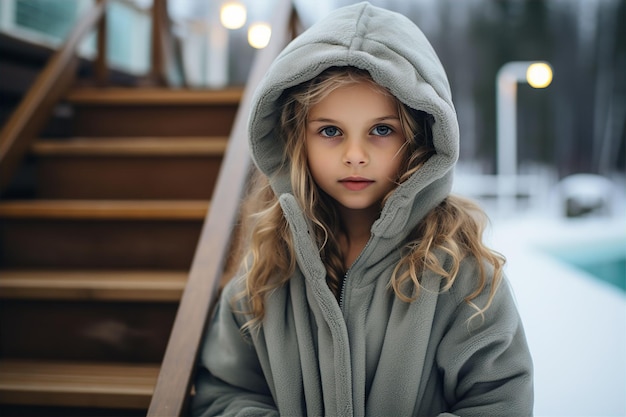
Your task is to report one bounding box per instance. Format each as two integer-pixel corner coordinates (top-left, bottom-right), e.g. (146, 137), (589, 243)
(0, 0), (107, 192)
(0, 0), (182, 194)
(146, 1), (300, 415)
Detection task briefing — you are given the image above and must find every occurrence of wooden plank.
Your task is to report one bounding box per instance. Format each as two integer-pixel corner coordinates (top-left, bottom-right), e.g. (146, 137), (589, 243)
(66, 87), (243, 105)
(31, 138), (226, 200)
(0, 200), (209, 220)
(35, 156), (222, 200)
(0, 360), (158, 409)
(71, 105), (238, 137)
(1, 219), (201, 269)
(0, 270), (186, 301)
(0, 300), (176, 362)
(31, 137), (228, 156)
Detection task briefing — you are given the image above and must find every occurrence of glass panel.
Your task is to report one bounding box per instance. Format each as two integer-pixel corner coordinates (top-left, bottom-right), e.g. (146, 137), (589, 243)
(15, 0), (79, 41)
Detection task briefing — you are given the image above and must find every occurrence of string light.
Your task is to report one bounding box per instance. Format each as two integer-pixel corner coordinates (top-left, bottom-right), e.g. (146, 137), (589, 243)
(220, 2), (246, 30)
(248, 23), (271, 49)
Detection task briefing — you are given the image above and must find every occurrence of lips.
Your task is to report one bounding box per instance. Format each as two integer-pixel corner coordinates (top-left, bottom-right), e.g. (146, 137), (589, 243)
(339, 176), (374, 191)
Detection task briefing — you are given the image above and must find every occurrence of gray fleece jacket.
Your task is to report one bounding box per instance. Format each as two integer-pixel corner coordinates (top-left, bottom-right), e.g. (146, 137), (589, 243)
(191, 2), (533, 416)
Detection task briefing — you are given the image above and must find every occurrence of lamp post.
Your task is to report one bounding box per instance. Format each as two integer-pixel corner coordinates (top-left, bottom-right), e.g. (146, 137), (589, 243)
(496, 61), (552, 214)
(199, 1), (245, 88)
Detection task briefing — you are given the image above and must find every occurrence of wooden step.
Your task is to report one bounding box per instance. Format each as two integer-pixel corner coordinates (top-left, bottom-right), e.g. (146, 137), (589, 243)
(66, 87), (242, 105)
(0, 298), (176, 362)
(31, 137), (227, 199)
(0, 200), (208, 269)
(0, 199), (209, 219)
(0, 359), (159, 409)
(66, 87), (242, 137)
(32, 136), (228, 156)
(0, 270), (187, 302)
(0, 270), (184, 361)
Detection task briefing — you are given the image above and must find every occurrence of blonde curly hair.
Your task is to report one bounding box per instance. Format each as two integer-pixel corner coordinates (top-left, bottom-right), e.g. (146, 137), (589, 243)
(235, 67), (504, 329)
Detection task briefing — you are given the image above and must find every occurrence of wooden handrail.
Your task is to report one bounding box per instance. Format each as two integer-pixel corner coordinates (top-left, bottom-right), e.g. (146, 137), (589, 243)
(0, 0), (185, 194)
(0, 0), (108, 193)
(146, 1), (299, 415)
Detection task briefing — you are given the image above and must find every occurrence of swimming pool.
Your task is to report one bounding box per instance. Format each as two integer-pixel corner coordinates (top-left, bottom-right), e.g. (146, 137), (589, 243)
(540, 234), (626, 292)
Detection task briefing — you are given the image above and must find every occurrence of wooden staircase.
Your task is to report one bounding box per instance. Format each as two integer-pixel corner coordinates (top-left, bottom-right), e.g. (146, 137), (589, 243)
(0, 0), (299, 415)
(0, 86), (241, 416)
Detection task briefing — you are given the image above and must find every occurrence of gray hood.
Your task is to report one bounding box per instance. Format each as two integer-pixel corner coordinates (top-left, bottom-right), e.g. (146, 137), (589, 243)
(248, 1), (459, 245)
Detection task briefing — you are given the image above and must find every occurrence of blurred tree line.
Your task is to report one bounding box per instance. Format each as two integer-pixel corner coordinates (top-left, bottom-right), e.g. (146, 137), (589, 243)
(236, 0), (624, 179)
(411, 0), (625, 179)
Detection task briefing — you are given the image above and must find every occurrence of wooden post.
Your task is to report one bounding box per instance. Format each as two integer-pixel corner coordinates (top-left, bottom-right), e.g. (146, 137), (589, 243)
(150, 0), (168, 86)
(95, 0), (108, 85)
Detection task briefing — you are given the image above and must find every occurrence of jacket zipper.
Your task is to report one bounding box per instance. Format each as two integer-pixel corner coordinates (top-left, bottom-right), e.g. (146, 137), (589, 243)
(339, 271), (349, 309)
(339, 239), (373, 311)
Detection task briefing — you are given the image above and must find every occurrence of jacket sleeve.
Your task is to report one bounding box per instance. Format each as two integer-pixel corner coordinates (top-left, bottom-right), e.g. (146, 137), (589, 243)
(436, 274), (534, 417)
(190, 281), (278, 417)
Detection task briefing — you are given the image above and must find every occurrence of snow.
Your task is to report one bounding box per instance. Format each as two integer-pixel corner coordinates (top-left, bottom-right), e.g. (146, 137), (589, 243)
(490, 214), (626, 417)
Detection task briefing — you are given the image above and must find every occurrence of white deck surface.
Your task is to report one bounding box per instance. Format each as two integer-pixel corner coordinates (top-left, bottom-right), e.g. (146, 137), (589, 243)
(489, 215), (626, 416)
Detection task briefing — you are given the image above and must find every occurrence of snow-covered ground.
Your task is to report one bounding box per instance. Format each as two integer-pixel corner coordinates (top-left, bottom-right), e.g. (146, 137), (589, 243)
(453, 168), (626, 416)
(488, 213), (625, 416)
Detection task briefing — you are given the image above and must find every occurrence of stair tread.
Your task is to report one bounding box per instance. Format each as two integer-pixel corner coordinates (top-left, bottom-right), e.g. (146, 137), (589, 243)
(66, 86), (243, 105)
(32, 136), (229, 156)
(0, 199), (210, 220)
(0, 359), (158, 409)
(0, 269), (187, 301)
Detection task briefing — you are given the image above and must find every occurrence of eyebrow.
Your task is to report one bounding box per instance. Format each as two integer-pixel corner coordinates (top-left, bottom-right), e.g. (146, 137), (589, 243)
(307, 115), (400, 123)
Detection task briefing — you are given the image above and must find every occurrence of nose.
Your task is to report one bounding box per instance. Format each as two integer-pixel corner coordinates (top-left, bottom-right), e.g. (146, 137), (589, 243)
(343, 139), (368, 166)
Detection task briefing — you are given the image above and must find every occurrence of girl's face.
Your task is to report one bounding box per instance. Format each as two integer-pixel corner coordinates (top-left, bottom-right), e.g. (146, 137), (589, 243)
(305, 81), (405, 215)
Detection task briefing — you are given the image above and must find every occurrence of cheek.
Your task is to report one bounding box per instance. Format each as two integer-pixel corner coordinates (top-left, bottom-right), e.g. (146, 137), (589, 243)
(383, 159), (402, 182)
(307, 154), (330, 183)
(383, 143), (406, 177)
(305, 143), (327, 181)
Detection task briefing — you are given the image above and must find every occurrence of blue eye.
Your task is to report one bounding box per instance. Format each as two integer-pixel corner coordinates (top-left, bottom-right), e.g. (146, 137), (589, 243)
(320, 126), (341, 137)
(372, 125), (392, 136)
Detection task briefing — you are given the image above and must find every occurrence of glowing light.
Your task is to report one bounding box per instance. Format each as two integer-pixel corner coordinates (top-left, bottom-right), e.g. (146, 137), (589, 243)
(220, 2), (246, 30)
(526, 63), (553, 89)
(248, 23), (271, 49)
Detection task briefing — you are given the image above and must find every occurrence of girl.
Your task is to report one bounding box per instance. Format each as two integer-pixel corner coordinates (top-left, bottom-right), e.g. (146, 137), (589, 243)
(192, 2), (533, 416)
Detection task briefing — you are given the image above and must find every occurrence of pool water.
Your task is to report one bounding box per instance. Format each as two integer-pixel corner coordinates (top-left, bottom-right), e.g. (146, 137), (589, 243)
(542, 236), (626, 292)
(571, 258), (626, 291)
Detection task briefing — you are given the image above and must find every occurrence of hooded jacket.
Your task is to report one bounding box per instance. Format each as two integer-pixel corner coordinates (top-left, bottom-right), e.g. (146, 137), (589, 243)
(191, 3), (533, 416)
